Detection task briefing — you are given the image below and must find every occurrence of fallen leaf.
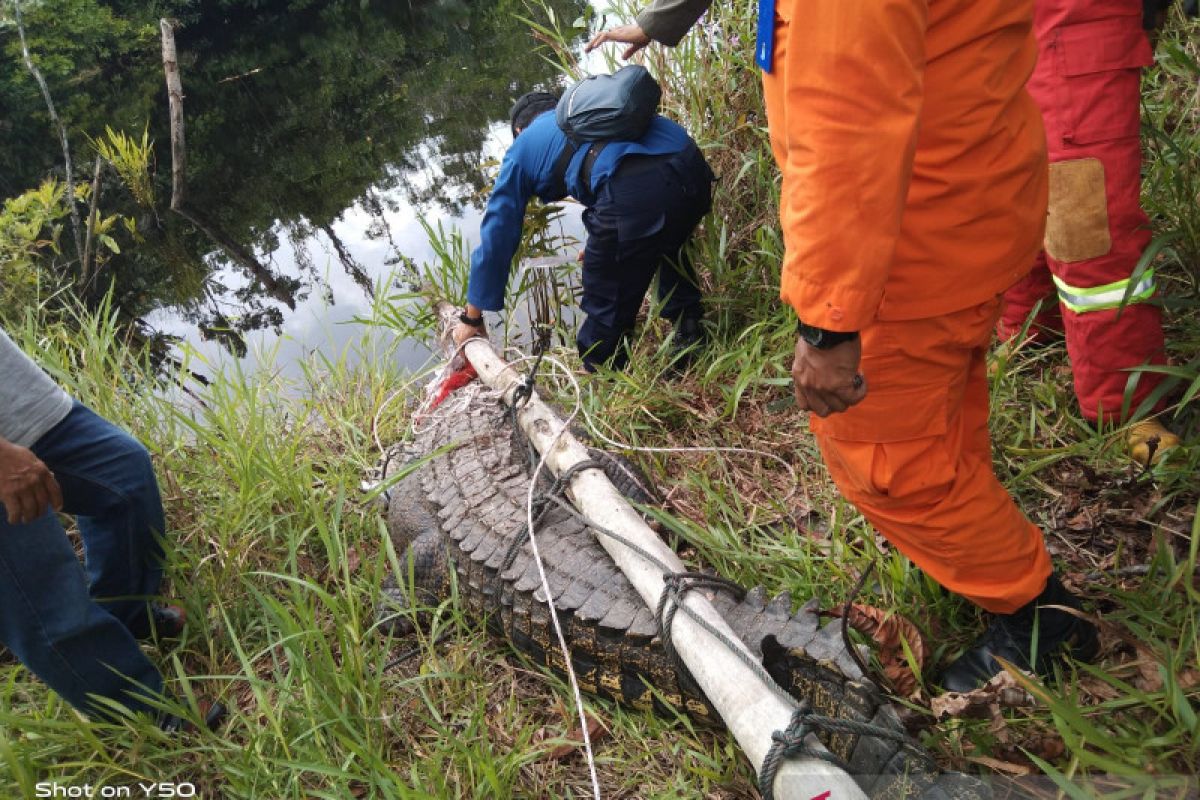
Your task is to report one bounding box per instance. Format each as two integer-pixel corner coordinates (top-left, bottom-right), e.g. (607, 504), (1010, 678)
(1076, 676), (1122, 702)
(546, 713), (608, 761)
(1178, 669), (1200, 689)
(346, 547), (361, 574)
(1132, 646), (1165, 693)
(1065, 509), (1096, 531)
(827, 603), (926, 697)
(930, 671), (1034, 721)
(965, 755), (1033, 776)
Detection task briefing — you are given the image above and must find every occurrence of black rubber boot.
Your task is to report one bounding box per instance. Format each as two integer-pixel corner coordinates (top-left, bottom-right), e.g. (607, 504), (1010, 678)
(668, 312), (706, 370)
(941, 574), (1098, 693)
(159, 700), (227, 734)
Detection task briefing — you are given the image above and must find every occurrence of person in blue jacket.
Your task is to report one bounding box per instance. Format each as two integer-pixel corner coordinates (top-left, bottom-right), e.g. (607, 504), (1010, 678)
(451, 91), (714, 371)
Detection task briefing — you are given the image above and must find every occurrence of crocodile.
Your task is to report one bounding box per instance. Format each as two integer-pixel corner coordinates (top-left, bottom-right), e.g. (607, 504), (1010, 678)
(378, 385), (983, 799)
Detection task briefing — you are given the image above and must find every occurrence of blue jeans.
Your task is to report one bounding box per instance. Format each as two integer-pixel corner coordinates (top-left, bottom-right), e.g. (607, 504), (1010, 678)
(0, 402), (165, 718)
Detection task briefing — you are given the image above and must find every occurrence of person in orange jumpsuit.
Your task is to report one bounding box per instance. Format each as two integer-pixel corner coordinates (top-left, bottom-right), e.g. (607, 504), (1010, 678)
(589, 0), (1099, 691)
(1000, 0), (1180, 465)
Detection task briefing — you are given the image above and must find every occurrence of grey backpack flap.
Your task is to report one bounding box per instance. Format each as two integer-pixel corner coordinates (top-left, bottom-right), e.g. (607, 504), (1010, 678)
(556, 65), (662, 144)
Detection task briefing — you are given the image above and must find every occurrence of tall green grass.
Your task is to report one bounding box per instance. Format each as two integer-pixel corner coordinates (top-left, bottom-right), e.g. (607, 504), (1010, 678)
(0, 5), (1196, 799)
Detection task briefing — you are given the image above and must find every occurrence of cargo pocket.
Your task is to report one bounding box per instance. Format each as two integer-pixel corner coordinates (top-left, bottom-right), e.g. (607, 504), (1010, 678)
(814, 384), (957, 506)
(616, 208), (666, 244)
(1056, 17), (1152, 145)
(1045, 157), (1111, 263)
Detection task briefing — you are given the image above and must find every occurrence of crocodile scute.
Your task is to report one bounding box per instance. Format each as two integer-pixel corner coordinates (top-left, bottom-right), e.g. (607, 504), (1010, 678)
(379, 388), (986, 799)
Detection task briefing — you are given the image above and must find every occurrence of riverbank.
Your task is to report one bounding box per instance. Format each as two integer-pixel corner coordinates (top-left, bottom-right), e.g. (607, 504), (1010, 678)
(2, 1), (1198, 796)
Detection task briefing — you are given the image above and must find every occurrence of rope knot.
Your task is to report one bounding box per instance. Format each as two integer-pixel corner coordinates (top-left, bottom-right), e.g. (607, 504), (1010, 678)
(758, 705), (848, 800)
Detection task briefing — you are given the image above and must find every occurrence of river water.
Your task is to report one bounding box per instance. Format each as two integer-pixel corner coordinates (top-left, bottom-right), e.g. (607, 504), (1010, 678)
(3, 0), (599, 384)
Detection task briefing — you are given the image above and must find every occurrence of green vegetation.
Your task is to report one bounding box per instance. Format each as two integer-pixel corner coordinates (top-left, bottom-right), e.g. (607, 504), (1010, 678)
(1, 0), (582, 341)
(1, 0), (1198, 798)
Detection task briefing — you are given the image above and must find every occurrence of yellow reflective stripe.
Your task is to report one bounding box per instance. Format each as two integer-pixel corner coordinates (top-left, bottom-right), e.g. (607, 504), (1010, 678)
(1052, 269), (1156, 313)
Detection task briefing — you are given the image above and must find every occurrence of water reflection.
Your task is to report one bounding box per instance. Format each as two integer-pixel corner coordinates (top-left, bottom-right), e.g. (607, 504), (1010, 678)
(2, 0), (589, 380)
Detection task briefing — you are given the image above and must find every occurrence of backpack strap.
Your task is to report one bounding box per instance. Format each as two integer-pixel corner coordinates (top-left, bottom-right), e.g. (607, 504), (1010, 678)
(549, 140), (578, 199)
(581, 142), (608, 187)
(549, 140), (609, 200)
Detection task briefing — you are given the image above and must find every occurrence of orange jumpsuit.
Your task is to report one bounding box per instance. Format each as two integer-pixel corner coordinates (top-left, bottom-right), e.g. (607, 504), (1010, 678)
(762, 0), (1054, 612)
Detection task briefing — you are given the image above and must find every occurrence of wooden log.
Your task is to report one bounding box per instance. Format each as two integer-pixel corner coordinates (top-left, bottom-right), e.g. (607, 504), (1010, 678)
(436, 303), (867, 800)
(159, 19), (296, 310)
(160, 19), (188, 212)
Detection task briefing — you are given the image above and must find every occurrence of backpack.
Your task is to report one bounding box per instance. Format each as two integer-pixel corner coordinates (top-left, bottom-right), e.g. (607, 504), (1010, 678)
(549, 66), (662, 199)
(556, 65), (661, 144)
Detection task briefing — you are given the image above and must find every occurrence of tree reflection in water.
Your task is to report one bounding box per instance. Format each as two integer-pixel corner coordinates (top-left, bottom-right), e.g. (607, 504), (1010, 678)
(0, 0), (585, 356)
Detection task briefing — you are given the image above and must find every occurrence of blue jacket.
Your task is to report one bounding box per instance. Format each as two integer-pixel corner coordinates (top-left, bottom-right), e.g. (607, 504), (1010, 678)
(466, 110), (694, 311)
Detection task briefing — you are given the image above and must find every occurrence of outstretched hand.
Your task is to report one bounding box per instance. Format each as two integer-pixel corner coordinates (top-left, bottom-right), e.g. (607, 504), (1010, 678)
(0, 438), (63, 525)
(451, 320), (487, 348)
(585, 24), (652, 59)
(791, 336), (868, 417)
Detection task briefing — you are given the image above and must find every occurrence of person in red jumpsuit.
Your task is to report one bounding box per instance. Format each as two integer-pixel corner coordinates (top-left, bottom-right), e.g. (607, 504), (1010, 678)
(999, 0), (1182, 464)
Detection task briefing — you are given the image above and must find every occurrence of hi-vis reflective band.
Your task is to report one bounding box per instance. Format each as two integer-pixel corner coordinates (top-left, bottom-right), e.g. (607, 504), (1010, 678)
(756, 0), (775, 72)
(1053, 270), (1156, 313)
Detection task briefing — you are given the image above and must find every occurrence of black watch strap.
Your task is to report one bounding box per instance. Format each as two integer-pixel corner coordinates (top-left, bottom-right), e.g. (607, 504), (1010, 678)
(459, 310), (485, 328)
(797, 319), (859, 349)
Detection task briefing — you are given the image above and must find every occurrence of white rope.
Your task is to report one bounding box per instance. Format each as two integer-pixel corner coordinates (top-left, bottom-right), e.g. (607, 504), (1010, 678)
(372, 367), (432, 453)
(500, 344), (809, 511)
(395, 335), (808, 800)
(578, 402), (808, 509)
(513, 354), (603, 800)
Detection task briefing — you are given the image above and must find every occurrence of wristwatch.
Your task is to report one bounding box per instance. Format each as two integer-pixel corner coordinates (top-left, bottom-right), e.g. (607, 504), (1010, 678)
(796, 319), (858, 349)
(459, 310), (485, 328)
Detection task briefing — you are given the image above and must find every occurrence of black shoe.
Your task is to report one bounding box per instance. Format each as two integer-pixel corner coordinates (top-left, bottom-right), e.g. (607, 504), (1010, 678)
(159, 700), (227, 734)
(141, 604), (187, 641)
(668, 313), (706, 370)
(941, 574), (1098, 693)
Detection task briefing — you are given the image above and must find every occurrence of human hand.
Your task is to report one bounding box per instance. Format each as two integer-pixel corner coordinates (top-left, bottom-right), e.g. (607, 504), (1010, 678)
(585, 24), (652, 59)
(0, 438), (63, 525)
(791, 336), (868, 417)
(452, 320), (487, 348)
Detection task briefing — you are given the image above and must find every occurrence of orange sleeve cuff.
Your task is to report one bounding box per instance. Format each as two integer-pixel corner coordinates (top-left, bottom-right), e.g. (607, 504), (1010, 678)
(780, 275), (881, 332)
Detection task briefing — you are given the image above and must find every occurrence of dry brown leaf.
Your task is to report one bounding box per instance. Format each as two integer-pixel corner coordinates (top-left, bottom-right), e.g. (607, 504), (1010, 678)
(1178, 669), (1200, 689)
(828, 603), (926, 697)
(1132, 646), (1165, 692)
(1019, 732), (1066, 762)
(930, 671), (1034, 721)
(546, 713), (608, 761)
(1077, 676), (1122, 702)
(346, 546), (361, 574)
(1065, 509), (1097, 531)
(965, 755), (1033, 776)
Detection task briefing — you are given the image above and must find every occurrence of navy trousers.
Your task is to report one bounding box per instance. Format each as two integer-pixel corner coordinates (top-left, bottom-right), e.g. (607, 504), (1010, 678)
(578, 144), (714, 370)
(0, 402), (165, 718)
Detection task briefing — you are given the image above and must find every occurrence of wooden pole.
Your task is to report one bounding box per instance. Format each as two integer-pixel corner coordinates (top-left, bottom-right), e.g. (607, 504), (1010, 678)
(435, 303), (867, 800)
(159, 19), (296, 310)
(160, 19), (188, 212)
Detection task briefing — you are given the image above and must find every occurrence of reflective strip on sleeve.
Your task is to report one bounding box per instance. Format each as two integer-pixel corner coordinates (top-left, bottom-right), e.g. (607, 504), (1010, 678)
(1052, 269), (1156, 313)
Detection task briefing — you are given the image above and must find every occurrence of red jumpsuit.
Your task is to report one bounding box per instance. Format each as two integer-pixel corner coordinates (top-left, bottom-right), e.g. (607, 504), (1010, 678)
(999, 0), (1168, 423)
